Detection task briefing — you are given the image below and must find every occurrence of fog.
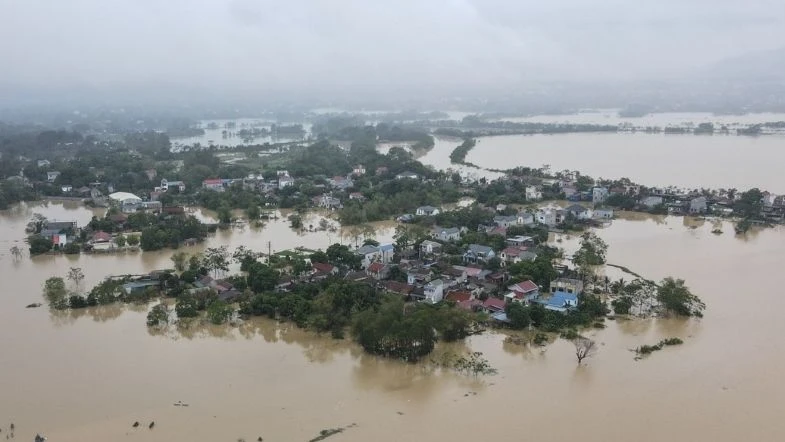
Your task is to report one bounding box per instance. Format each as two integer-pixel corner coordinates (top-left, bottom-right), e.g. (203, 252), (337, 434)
(1, 0), (784, 107)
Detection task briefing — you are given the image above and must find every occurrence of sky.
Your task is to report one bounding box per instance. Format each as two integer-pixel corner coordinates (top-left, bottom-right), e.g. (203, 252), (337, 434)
(1, 0), (784, 103)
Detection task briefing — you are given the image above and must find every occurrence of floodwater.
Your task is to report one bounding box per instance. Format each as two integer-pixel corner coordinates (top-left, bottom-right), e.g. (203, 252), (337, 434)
(2, 201), (785, 441)
(492, 109), (785, 127)
(465, 132), (785, 192)
(171, 118), (311, 149)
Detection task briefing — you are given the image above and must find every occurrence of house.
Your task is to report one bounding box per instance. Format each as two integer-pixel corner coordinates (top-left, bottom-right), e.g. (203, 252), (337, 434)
(516, 212), (535, 226)
(366, 262), (390, 280)
(496, 204), (507, 212)
(328, 176), (353, 190)
(160, 179), (186, 192)
(432, 226), (462, 242)
(445, 290), (473, 303)
(537, 291), (579, 312)
(277, 170), (290, 178)
(483, 297), (506, 313)
(61, 185), (73, 193)
(416, 205), (440, 216)
(382, 280), (414, 296)
(407, 267), (433, 285)
(593, 208), (614, 220)
(640, 196), (664, 209)
(505, 280), (540, 304)
(92, 231), (112, 243)
(349, 192), (365, 201)
(689, 196), (707, 214)
(593, 187), (609, 204)
(420, 240), (443, 255)
(506, 235), (534, 247)
(47, 171), (60, 183)
(45, 220), (78, 232)
(463, 244), (495, 263)
(352, 164), (366, 176)
(493, 215), (518, 228)
(565, 204), (592, 220)
(312, 194), (343, 209)
(122, 280), (160, 296)
(162, 206), (186, 216)
(278, 176), (295, 189)
(312, 262), (338, 277)
(355, 243), (394, 268)
(395, 171), (420, 180)
(423, 279), (444, 303)
(376, 166), (389, 176)
(202, 178), (225, 191)
(536, 208), (564, 227)
(525, 186), (542, 201)
(504, 280), (540, 304)
(550, 278), (584, 295)
(37, 159), (51, 168)
(500, 247), (537, 264)
(563, 185), (578, 199)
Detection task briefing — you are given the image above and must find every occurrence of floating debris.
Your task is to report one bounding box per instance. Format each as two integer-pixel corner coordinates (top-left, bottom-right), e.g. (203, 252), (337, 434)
(148, 422), (155, 429)
(132, 422), (139, 428)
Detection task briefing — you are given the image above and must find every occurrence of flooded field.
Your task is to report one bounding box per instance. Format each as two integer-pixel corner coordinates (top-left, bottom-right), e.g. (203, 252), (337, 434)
(465, 132), (785, 192)
(2, 201), (784, 441)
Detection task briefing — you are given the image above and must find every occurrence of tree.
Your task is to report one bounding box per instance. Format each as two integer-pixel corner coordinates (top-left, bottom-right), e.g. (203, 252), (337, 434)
(206, 300), (234, 324)
(127, 234), (140, 246)
(147, 304), (170, 327)
(28, 235), (53, 255)
(175, 296), (200, 318)
(43, 277), (68, 309)
(573, 337), (596, 365)
(246, 204), (261, 221)
(171, 251), (188, 272)
(289, 214), (302, 229)
(362, 238), (380, 247)
(505, 303), (531, 329)
(202, 246), (230, 278)
(115, 234), (127, 248)
(310, 250), (329, 264)
(657, 277), (705, 317)
(247, 262), (279, 292)
(734, 188), (763, 219)
(217, 205), (232, 224)
(67, 267), (85, 291)
(453, 351), (497, 377)
(10, 245), (22, 261)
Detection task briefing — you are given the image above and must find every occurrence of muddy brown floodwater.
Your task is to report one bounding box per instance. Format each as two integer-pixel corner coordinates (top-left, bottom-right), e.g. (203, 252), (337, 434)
(1, 201), (785, 441)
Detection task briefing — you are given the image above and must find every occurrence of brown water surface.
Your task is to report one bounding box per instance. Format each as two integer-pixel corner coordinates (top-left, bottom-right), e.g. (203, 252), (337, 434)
(1, 202), (783, 441)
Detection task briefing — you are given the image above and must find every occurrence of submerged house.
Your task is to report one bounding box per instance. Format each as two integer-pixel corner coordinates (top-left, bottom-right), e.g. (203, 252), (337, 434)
(537, 291), (579, 313)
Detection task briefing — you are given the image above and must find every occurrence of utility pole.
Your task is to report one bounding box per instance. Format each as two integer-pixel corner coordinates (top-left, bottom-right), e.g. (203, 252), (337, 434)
(267, 241), (272, 264)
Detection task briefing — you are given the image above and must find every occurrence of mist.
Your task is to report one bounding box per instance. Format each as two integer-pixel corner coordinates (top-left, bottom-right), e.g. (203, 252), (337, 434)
(1, 0), (784, 108)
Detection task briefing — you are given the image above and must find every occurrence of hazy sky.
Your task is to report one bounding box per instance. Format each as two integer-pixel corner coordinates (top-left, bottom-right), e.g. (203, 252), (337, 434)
(1, 0), (784, 99)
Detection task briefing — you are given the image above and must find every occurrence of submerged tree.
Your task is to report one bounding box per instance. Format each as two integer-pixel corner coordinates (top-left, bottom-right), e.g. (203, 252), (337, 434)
(170, 251), (188, 272)
(43, 276), (68, 309)
(573, 337), (597, 365)
(67, 267), (85, 291)
(657, 277), (705, 317)
(146, 304), (170, 327)
(202, 246), (230, 278)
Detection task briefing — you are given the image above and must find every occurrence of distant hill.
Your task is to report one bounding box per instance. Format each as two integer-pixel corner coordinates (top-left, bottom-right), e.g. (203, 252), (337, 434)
(696, 48), (785, 82)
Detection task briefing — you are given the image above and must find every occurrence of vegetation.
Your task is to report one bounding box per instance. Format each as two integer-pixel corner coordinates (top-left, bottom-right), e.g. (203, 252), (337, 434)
(573, 337), (597, 365)
(656, 278), (705, 317)
(448, 138), (477, 165)
(635, 337), (684, 358)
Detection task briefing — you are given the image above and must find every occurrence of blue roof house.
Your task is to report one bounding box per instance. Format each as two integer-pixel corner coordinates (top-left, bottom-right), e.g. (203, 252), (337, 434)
(537, 291), (579, 313)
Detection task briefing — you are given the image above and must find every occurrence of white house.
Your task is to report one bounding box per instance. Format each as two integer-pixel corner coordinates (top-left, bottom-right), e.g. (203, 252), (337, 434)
(424, 279), (444, 303)
(60, 185), (73, 193)
(416, 206), (441, 216)
(160, 179), (186, 192)
(565, 204), (593, 220)
(493, 215), (518, 228)
(355, 243), (395, 268)
(516, 212), (535, 226)
(640, 196), (663, 208)
(278, 176), (295, 189)
(352, 164), (366, 176)
(37, 159), (51, 168)
(432, 226), (461, 242)
(47, 171), (60, 183)
(689, 197), (707, 214)
(593, 187), (609, 204)
(420, 240), (443, 255)
(593, 208), (614, 219)
(536, 208), (564, 227)
(396, 171), (420, 180)
(525, 186), (542, 201)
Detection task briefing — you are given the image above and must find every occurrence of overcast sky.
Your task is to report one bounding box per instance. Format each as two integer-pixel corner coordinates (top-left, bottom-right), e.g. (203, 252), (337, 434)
(1, 0), (784, 100)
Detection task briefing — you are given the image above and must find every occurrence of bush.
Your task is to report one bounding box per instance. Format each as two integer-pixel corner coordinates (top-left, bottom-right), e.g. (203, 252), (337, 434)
(63, 242), (81, 255)
(147, 304), (170, 327)
(533, 333), (548, 346)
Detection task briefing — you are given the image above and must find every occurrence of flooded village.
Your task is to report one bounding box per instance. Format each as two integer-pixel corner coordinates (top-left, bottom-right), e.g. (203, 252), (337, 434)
(2, 112), (785, 442)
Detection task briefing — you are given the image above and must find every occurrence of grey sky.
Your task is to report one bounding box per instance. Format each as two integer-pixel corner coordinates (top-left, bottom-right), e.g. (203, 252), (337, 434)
(1, 0), (784, 97)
